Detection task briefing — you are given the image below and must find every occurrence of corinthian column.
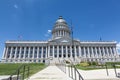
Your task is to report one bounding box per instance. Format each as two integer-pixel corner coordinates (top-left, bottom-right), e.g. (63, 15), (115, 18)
(53, 46), (55, 58)
(61, 45), (63, 58)
(57, 46), (59, 58)
(74, 46), (77, 58)
(70, 46), (72, 58)
(48, 46), (50, 58)
(37, 47), (39, 59)
(14, 47), (17, 59)
(66, 46), (68, 58)
(10, 47), (13, 59)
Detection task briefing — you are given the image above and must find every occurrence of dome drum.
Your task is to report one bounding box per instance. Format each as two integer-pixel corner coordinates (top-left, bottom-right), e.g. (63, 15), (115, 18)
(52, 16), (71, 39)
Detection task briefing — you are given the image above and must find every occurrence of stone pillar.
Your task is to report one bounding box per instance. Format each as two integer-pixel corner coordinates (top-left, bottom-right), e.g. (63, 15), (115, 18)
(106, 47), (109, 57)
(48, 46), (50, 58)
(113, 47), (116, 55)
(4, 47), (8, 59)
(24, 47), (26, 59)
(66, 46), (68, 58)
(19, 47), (22, 60)
(32, 47), (35, 60)
(70, 46), (72, 58)
(63, 30), (65, 36)
(87, 47), (90, 58)
(102, 47), (105, 57)
(59, 30), (60, 36)
(41, 47), (43, 59)
(110, 47), (113, 58)
(10, 47), (13, 59)
(98, 47), (102, 59)
(95, 47), (97, 58)
(61, 45), (63, 58)
(53, 46), (55, 58)
(113, 47), (118, 60)
(60, 30), (62, 36)
(62, 30), (64, 36)
(79, 46), (81, 57)
(74, 46), (77, 58)
(83, 47), (86, 58)
(37, 47), (39, 59)
(91, 47), (94, 58)
(57, 46), (59, 58)
(45, 47), (48, 58)
(65, 31), (66, 36)
(14, 47), (17, 60)
(28, 47), (30, 62)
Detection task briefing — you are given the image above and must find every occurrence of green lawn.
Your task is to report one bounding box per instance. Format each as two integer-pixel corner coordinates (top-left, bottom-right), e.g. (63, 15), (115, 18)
(75, 65), (107, 70)
(0, 63), (47, 77)
(75, 62), (120, 70)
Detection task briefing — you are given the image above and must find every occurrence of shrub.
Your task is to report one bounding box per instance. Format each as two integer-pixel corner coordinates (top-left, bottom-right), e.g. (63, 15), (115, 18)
(80, 61), (85, 63)
(87, 61), (92, 66)
(65, 60), (70, 64)
(80, 62), (89, 67)
(91, 61), (98, 66)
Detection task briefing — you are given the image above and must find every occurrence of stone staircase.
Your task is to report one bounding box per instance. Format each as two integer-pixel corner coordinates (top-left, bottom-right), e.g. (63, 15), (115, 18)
(29, 66), (73, 80)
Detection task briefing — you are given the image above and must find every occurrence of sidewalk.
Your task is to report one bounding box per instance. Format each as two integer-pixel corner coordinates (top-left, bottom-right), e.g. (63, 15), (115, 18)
(78, 69), (120, 80)
(29, 65), (72, 80)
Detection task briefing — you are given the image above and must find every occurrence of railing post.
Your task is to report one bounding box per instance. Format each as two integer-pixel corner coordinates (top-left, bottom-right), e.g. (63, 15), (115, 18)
(17, 69), (20, 80)
(113, 64), (117, 77)
(27, 66), (30, 79)
(74, 67), (76, 80)
(8, 64), (30, 80)
(71, 65), (73, 79)
(23, 65), (25, 80)
(79, 75), (80, 80)
(105, 64), (109, 76)
(68, 65), (70, 77)
(65, 63), (66, 73)
(9, 76), (12, 80)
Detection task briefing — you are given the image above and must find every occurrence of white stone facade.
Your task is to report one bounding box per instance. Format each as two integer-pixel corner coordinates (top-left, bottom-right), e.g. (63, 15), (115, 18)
(1, 16), (119, 63)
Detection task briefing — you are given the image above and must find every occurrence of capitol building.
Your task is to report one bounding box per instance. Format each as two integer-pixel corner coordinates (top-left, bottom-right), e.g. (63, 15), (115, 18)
(1, 16), (119, 63)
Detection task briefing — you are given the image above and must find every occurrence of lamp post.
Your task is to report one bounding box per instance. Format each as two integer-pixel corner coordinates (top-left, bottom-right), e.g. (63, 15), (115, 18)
(71, 22), (75, 62)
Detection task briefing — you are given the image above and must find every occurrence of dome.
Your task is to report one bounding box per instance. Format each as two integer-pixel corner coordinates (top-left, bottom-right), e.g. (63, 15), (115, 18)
(52, 16), (71, 39)
(56, 16), (66, 23)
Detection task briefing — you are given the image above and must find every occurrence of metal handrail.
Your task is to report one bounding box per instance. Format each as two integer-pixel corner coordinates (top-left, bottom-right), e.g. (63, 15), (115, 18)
(68, 59), (84, 80)
(113, 64), (120, 77)
(8, 64), (30, 80)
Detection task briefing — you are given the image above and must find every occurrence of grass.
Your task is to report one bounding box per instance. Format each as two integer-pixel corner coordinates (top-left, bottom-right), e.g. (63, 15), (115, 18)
(75, 62), (120, 70)
(0, 63), (22, 75)
(0, 63), (46, 77)
(28, 63), (46, 76)
(75, 65), (107, 70)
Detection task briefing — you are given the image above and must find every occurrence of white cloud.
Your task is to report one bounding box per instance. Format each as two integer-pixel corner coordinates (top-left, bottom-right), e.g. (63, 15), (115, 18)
(48, 30), (51, 33)
(44, 30), (51, 37)
(14, 4), (18, 9)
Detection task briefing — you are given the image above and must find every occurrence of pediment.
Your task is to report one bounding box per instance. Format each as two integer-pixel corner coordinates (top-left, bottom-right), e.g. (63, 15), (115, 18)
(49, 37), (72, 43)
(61, 40), (69, 42)
(48, 37), (80, 45)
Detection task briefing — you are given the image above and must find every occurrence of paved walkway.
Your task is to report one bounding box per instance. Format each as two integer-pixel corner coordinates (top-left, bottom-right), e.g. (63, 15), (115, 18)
(29, 65), (72, 80)
(78, 69), (120, 80)
(28, 65), (120, 80)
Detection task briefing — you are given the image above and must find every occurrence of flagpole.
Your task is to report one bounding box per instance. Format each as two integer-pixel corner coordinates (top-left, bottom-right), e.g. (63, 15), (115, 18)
(71, 20), (75, 62)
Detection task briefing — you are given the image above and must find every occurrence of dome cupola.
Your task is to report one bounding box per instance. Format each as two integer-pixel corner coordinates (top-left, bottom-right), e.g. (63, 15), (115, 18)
(52, 16), (71, 39)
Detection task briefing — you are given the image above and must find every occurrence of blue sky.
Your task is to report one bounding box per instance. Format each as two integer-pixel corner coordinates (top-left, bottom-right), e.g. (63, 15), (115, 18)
(0, 0), (120, 60)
